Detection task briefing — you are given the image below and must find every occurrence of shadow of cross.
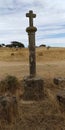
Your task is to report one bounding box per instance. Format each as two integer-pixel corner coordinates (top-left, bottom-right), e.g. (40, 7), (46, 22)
(26, 10), (36, 27)
(26, 10), (37, 77)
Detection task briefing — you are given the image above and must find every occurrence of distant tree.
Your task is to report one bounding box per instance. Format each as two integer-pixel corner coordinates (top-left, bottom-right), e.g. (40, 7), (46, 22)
(6, 44), (12, 48)
(39, 44), (46, 47)
(47, 46), (50, 50)
(11, 41), (25, 48)
(6, 41), (25, 48)
(2, 43), (5, 46)
(1, 43), (5, 47)
(0, 44), (2, 47)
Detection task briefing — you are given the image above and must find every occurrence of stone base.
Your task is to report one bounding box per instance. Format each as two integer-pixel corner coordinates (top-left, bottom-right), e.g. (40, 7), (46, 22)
(22, 76), (44, 100)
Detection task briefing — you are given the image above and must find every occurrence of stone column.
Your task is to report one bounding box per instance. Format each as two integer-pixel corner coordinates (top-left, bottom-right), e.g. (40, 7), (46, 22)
(26, 10), (37, 77)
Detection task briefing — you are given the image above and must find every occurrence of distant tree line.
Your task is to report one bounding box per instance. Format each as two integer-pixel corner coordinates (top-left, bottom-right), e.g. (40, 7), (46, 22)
(0, 42), (51, 49)
(0, 41), (25, 48)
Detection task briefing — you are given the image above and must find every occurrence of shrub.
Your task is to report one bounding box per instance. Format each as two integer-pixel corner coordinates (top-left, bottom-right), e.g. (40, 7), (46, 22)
(0, 75), (19, 94)
(11, 53), (14, 56)
(5, 75), (19, 93)
(38, 52), (43, 56)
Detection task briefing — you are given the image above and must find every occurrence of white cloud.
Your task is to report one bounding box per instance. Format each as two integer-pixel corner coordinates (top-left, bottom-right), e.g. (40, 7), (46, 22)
(0, 0), (65, 47)
(36, 37), (65, 47)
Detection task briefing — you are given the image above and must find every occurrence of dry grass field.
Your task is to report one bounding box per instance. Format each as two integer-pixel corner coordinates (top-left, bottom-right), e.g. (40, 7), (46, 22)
(0, 47), (65, 130)
(0, 47), (65, 80)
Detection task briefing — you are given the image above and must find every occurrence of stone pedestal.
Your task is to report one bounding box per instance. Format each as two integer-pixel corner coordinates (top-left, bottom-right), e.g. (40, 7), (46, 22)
(22, 77), (44, 100)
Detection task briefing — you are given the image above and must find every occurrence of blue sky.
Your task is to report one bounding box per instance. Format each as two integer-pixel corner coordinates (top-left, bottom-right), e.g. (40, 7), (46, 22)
(0, 0), (65, 47)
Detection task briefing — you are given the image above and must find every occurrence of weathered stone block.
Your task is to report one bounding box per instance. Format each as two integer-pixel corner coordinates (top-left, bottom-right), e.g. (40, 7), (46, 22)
(22, 76), (44, 100)
(0, 95), (18, 123)
(57, 91), (65, 103)
(56, 90), (65, 111)
(53, 77), (65, 85)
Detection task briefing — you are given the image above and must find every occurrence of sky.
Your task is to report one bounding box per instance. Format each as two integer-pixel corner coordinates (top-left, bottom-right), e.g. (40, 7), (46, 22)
(0, 0), (65, 47)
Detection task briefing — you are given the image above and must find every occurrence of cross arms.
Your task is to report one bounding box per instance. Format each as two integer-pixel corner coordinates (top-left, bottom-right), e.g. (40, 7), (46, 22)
(26, 10), (36, 27)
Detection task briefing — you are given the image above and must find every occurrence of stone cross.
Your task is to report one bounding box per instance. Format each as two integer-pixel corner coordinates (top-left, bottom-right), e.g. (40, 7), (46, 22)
(26, 10), (36, 27)
(23, 11), (44, 100)
(26, 10), (37, 77)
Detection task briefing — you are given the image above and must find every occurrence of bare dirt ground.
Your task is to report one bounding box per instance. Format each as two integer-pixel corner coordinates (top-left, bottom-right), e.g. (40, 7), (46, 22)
(0, 47), (65, 130)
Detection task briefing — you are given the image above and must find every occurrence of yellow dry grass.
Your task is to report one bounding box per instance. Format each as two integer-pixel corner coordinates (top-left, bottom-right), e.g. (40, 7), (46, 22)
(0, 47), (65, 62)
(0, 47), (65, 130)
(0, 47), (29, 61)
(36, 47), (65, 61)
(0, 47), (65, 80)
